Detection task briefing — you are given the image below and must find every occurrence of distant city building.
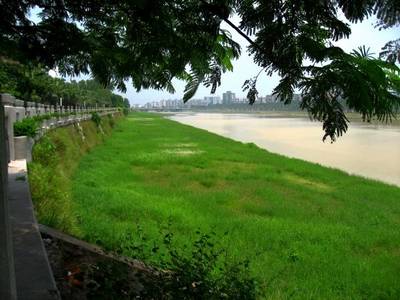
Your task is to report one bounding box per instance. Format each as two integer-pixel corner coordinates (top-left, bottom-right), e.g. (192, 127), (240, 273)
(190, 99), (209, 107)
(222, 91), (236, 104)
(235, 97), (247, 104)
(140, 92), (302, 110)
(204, 96), (221, 105)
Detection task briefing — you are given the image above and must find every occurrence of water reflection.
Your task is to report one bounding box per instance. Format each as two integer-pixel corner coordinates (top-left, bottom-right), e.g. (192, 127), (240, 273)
(168, 113), (400, 186)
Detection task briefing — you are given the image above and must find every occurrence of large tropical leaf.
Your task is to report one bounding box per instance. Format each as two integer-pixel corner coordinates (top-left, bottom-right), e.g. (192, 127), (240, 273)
(183, 69), (204, 102)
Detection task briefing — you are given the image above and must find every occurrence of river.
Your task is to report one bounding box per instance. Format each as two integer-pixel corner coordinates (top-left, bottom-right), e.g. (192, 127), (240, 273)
(168, 113), (400, 187)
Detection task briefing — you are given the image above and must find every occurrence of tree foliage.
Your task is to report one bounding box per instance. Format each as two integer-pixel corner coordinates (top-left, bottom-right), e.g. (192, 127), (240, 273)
(1, 0), (399, 140)
(0, 58), (129, 107)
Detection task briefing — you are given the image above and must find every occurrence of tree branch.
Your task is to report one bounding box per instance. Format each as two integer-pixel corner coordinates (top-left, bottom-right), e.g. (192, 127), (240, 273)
(222, 18), (260, 50)
(198, 0), (260, 50)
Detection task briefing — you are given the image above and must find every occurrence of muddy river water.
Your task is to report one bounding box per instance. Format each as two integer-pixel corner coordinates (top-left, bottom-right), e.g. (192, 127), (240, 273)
(168, 113), (400, 187)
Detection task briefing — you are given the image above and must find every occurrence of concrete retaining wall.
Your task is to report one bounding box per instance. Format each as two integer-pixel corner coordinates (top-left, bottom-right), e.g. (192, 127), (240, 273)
(14, 137), (34, 161)
(0, 98), (17, 300)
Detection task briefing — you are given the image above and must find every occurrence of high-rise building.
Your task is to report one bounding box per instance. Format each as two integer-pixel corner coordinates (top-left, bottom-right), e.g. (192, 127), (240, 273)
(222, 91), (236, 104)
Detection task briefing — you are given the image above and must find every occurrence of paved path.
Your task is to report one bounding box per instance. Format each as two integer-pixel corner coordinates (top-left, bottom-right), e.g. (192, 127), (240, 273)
(8, 160), (60, 300)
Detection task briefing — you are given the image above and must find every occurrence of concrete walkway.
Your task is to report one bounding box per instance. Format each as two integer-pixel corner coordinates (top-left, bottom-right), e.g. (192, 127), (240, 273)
(8, 160), (60, 300)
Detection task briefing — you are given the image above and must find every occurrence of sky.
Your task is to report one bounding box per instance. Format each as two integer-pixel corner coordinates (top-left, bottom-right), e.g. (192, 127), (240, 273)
(119, 16), (399, 105)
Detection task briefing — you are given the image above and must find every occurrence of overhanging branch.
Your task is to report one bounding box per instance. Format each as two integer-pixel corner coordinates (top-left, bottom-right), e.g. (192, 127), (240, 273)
(222, 18), (260, 50)
(199, 0), (260, 50)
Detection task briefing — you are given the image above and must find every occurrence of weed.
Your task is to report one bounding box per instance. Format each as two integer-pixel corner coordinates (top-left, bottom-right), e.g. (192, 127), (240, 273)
(116, 222), (258, 299)
(14, 117), (38, 137)
(29, 114), (122, 233)
(107, 114), (115, 128)
(91, 112), (101, 127)
(123, 107), (130, 116)
(31, 136), (56, 165)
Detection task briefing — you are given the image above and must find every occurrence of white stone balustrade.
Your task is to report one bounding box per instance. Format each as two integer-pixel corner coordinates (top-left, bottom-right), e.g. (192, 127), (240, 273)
(1, 93), (120, 162)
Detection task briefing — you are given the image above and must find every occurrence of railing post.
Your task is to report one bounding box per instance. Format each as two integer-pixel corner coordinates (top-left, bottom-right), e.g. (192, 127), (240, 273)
(0, 96), (17, 300)
(2, 94), (17, 161)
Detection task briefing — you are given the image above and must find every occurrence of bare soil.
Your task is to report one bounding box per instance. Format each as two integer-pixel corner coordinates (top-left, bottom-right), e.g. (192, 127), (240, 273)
(40, 225), (165, 299)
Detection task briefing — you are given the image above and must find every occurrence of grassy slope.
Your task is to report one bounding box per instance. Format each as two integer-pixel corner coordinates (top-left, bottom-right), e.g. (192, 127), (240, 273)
(69, 113), (400, 299)
(29, 114), (120, 233)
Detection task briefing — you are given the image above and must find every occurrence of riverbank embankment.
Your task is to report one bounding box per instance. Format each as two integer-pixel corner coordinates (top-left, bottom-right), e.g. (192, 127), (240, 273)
(48, 112), (400, 299)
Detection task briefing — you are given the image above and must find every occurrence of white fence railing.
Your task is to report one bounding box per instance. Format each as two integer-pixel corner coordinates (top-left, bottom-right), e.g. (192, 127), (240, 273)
(1, 93), (120, 162)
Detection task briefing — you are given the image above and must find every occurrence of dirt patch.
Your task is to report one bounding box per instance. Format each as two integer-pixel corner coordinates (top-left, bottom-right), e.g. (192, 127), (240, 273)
(162, 149), (203, 156)
(161, 143), (198, 148)
(40, 225), (166, 299)
(284, 173), (332, 191)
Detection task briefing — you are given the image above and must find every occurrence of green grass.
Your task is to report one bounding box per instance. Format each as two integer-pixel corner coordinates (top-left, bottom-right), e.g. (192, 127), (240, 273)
(38, 112), (400, 299)
(29, 114), (121, 233)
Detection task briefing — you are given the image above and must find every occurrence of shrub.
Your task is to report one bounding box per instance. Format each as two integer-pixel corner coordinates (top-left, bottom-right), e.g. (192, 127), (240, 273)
(116, 222), (258, 299)
(28, 163), (73, 230)
(32, 136), (57, 165)
(32, 114), (52, 123)
(107, 114), (115, 128)
(29, 137), (71, 230)
(28, 117), (120, 235)
(123, 107), (130, 116)
(14, 117), (38, 137)
(91, 112), (101, 127)
(32, 115), (43, 123)
(42, 114), (52, 120)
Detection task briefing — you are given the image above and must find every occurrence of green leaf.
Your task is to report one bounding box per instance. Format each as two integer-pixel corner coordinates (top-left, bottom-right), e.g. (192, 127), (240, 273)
(183, 70), (204, 102)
